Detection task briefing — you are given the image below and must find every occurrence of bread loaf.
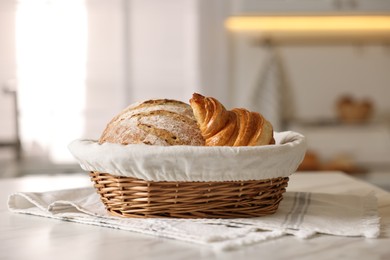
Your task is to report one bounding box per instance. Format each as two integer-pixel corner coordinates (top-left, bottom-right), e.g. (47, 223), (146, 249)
(99, 99), (205, 146)
(189, 93), (274, 146)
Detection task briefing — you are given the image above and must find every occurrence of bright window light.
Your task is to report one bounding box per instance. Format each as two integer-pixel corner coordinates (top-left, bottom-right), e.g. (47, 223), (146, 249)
(16, 0), (87, 162)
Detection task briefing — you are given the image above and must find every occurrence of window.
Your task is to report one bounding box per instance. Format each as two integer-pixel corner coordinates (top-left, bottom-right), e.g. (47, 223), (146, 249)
(16, 0), (87, 162)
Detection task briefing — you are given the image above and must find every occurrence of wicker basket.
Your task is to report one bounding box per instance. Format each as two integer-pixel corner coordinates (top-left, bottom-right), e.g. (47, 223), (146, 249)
(69, 131), (306, 219)
(90, 171), (289, 218)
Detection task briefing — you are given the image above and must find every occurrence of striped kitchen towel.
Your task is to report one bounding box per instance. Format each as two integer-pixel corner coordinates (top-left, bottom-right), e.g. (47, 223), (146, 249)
(8, 189), (380, 251)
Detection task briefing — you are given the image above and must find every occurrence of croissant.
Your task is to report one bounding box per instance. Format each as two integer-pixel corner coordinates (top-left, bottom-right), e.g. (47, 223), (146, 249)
(189, 93), (274, 146)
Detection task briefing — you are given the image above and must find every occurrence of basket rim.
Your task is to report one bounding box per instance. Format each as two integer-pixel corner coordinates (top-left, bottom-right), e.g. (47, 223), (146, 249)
(69, 131), (306, 182)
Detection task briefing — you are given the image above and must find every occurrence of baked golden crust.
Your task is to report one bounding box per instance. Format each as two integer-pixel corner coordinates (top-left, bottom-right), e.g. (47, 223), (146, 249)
(190, 93), (274, 146)
(99, 99), (205, 146)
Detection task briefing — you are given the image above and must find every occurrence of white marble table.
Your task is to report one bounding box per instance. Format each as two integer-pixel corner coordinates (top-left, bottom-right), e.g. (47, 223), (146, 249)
(0, 172), (389, 260)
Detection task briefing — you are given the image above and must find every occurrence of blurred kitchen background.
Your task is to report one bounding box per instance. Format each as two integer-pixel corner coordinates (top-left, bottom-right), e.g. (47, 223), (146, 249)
(1, 0), (390, 190)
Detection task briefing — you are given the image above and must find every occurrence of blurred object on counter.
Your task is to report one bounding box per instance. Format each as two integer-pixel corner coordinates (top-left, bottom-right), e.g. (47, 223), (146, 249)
(321, 153), (367, 174)
(298, 150), (366, 174)
(336, 95), (374, 124)
(297, 150), (321, 171)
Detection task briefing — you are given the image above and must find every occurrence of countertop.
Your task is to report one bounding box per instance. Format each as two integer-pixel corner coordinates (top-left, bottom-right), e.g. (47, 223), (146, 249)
(0, 172), (389, 260)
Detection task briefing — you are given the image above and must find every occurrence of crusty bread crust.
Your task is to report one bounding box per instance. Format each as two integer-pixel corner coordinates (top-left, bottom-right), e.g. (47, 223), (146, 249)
(99, 99), (205, 146)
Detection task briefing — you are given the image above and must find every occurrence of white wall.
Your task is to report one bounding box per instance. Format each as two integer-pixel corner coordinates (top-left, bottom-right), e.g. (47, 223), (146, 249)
(0, 0), (17, 140)
(129, 0), (201, 104)
(197, 0), (232, 106)
(84, 0), (128, 139)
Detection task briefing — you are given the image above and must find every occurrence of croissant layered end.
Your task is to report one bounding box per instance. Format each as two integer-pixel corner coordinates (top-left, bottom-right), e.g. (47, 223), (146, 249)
(189, 93), (230, 139)
(189, 93), (274, 146)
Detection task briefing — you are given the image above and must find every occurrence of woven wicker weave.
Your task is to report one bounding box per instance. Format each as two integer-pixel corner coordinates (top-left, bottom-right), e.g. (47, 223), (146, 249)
(90, 172), (289, 218)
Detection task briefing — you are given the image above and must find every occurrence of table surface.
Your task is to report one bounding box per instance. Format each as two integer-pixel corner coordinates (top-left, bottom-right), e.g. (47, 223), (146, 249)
(1, 172), (389, 260)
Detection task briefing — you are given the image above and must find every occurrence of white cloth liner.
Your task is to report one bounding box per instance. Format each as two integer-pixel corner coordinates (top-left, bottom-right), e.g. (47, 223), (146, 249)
(8, 188), (381, 251)
(68, 131), (306, 182)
